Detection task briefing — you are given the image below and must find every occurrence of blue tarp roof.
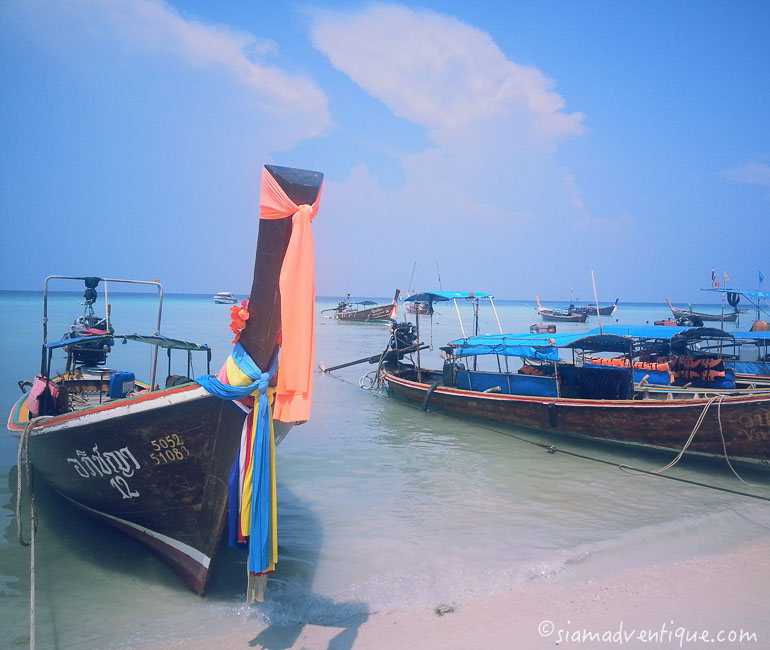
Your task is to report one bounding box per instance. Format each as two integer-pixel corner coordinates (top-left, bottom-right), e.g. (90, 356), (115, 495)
(449, 325), (744, 360)
(583, 325), (734, 341)
(450, 332), (635, 360)
(45, 333), (211, 352)
(404, 291), (493, 302)
(701, 288), (770, 300)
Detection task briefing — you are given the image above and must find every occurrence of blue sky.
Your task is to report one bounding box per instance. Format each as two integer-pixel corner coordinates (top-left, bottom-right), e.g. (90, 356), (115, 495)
(1, 0), (768, 304)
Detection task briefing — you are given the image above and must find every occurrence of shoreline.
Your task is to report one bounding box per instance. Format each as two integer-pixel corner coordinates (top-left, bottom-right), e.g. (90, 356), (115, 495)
(144, 537), (770, 650)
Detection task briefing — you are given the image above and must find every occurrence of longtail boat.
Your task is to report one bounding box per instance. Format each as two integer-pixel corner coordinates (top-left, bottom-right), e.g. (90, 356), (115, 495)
(372, 298), (770, 465)
(8, 164), (323, 594)
(322, 289), (400, 321)
(666, 297), (738, 323)
(405, 300), (433, 316)
(571, 298), (619, 316)
(535, 296), (588, 323)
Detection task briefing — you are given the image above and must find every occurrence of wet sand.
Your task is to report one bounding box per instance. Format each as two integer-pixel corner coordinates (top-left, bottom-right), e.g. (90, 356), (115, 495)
(145, 538), (769, 650)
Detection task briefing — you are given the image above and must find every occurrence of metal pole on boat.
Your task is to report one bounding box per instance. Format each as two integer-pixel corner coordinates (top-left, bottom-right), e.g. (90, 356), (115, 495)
(453, 299), (466, 338)
(489, 297), (503, 334)
(416, 307), (422, 382)
(591, 270), (603, 334)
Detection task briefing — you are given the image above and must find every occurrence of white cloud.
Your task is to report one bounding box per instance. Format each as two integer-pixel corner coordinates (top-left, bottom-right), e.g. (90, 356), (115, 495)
(309, 3), (583, 140)
(28, 0), (333, 141)
(722, 162), (770, 188)
(306, 3), (592, 297)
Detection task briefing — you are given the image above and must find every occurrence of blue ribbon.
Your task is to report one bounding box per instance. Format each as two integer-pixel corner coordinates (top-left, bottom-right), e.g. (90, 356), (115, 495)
(196, 343), (279, 571)
(195, 342), (277, 399)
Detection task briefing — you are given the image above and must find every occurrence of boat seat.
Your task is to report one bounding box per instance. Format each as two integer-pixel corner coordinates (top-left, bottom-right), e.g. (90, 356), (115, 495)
(166, 375), (193, 387)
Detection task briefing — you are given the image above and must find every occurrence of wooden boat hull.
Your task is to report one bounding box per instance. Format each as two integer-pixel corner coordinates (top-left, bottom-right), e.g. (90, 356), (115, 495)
(670, 308), (738, 322)
(405, 302), (433, 315)
(667, 299), (738, 323)
(336, 304), (393, 321)
(383, 370), (770, 465)
(9, 384), (248, 594)
(538, 310), (588, 323)
(585, 304), (617, 316)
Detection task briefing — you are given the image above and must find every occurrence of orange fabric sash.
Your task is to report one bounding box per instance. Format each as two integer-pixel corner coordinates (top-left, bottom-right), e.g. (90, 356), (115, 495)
(259, 167), (322, 422)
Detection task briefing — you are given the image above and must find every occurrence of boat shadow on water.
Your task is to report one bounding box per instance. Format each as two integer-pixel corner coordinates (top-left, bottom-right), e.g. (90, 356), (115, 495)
(6, 468), (369, 650)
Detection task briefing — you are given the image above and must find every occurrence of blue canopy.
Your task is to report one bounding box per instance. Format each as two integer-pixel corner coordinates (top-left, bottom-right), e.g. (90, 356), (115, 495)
(404, 290), (493, 303)
(583, 325), (734, 341)
(450, 332), (635, 360)
(449, 325), (742, 360)
(701, 288), (770, 300)
(450, 333), (560, 361)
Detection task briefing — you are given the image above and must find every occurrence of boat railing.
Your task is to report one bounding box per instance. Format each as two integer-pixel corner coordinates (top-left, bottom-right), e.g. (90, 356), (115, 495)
(41, 276), (168, 389)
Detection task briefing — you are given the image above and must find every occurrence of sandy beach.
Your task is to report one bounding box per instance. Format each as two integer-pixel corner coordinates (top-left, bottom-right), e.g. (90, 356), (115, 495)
(146, 538), (769, 650)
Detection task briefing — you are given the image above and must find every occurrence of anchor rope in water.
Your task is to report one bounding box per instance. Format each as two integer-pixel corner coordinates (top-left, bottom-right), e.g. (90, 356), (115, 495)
(366, 380), (770, 503)
(17, 416), (51, 650)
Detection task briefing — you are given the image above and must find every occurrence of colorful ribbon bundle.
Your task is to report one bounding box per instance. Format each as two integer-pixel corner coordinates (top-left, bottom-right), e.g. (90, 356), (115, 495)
(196, 166), (323, 583)
(197, 344), (279, 574)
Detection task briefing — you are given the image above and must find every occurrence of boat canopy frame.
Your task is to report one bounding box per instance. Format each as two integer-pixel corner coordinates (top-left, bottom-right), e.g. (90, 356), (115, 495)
(38, 276), (206, 390)
(404, 290), (502, 338)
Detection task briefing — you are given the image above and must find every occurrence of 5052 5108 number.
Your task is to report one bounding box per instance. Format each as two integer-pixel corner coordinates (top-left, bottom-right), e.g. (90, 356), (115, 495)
(149, 434), (190, 465)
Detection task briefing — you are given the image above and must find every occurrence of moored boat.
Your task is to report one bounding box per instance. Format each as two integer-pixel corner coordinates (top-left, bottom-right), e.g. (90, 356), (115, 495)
(535, 296), (588, 323)
(9, 164), (324, 594)
(571, 298), (619, 316)
(405, 300), (433, 316)
(213, 291), (238, 304)
(323, 289), (400, 322)
(666, 298), (738, 323)
(374, 315), (770, 465)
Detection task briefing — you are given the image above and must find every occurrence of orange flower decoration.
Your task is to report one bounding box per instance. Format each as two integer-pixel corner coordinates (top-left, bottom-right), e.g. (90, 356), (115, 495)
(229, 300), (250, 343)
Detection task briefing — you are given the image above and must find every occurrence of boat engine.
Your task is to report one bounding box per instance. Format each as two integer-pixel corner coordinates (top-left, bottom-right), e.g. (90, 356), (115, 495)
(64, 277), (115, 368)
(389, 320), (418, 353)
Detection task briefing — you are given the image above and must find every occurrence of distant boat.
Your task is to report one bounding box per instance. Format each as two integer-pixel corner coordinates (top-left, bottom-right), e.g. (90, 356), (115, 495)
(666, 298), (738, 323)
(213, 291), (238, 304)
(323, 289), (400, 322)
(571, 299), (619, 316)
(405, 300), (433, 316)
(535, 296), (587, 323)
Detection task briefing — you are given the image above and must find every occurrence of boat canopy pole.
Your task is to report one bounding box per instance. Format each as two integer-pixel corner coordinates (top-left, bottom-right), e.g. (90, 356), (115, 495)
(489, 297), (503, 334)
(591, 270), (603, 334)
(453, 299), (466, 338)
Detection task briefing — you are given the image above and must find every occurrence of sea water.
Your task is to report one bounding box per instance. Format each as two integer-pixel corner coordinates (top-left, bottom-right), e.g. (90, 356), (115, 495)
(1, 291), (769, 649)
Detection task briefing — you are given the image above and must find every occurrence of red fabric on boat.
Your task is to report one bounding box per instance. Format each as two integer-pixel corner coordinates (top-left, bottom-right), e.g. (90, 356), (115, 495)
(259, 167), (323, 422)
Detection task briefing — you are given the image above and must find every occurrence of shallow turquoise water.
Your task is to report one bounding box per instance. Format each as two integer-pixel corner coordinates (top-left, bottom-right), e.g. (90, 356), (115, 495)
(2, 290), (769, 649)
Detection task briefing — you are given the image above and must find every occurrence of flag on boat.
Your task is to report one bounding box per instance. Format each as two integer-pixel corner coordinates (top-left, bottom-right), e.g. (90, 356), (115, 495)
(724, 271), (730, 284)
(711, 267), (716, 286)
(761, 270), (765, 284)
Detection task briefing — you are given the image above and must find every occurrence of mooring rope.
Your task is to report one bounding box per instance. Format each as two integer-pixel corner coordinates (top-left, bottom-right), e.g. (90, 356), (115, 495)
(619, 395), (723, 476)
(618, 394), (760, 488)
(385, 389), (770, 503)
(17, 417), (50, 650)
